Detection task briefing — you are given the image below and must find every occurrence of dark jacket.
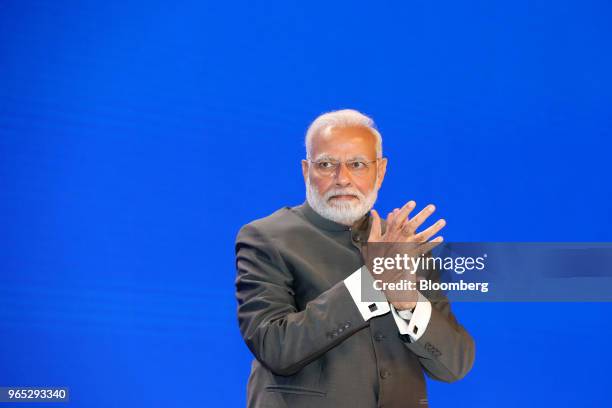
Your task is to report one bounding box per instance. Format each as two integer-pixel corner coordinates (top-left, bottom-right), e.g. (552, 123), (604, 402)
(235, 201), (475, 408)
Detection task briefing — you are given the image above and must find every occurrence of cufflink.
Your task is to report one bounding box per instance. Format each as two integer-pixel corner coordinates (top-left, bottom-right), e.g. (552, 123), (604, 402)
(368, 303), (378, 312)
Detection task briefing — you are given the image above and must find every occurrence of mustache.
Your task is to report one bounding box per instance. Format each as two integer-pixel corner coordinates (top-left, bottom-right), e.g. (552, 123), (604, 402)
(323, 188), (365, 201)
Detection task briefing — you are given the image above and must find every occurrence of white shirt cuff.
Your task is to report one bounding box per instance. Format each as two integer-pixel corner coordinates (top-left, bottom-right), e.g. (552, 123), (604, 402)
(344, 267), (390, 321)
(390, 292), (432, 341)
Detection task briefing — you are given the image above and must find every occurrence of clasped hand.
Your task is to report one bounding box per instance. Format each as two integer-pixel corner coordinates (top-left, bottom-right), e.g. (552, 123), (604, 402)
(362, 201), (446, 311)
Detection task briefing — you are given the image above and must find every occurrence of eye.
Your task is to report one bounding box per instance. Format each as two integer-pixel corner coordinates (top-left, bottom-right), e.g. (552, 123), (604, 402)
(317, 161), (335, 169)
(349, 161), (367, 169)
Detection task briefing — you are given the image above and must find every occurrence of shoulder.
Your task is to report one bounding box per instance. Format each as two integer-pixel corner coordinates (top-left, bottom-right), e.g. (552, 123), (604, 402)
(235, 204), (308, 246)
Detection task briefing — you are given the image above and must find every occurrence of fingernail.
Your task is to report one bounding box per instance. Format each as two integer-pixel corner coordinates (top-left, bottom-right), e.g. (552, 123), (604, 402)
(408, 201), (415, 208)
(428, 204), (435, 212)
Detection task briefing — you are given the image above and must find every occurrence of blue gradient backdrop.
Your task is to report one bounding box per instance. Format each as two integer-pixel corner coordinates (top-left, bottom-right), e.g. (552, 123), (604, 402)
(1, 1), (611, 407)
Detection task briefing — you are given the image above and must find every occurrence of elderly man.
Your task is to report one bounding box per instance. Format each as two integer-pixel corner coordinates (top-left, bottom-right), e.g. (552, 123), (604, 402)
(235, 109), (475, 408)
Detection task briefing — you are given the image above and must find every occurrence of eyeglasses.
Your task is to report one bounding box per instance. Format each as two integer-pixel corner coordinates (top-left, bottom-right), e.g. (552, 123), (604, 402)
(307, 158), (380, 176)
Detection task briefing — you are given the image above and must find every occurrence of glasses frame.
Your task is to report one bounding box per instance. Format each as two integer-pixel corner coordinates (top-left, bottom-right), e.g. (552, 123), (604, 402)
(306, 157), (383, 176)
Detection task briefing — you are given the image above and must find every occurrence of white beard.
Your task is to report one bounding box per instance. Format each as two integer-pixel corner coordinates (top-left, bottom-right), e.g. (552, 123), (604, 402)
(306, 176), (378, 226)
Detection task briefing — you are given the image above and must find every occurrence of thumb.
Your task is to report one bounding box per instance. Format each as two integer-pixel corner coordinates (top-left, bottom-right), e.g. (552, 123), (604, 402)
(369, 209), (382, 241)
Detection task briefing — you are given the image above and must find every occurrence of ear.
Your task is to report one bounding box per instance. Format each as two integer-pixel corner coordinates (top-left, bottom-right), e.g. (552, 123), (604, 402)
(375, 158), (387, 190)
(301, 159), (309, 184)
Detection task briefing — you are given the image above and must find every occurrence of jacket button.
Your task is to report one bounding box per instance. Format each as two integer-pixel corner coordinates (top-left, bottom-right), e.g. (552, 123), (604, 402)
(380, 369), (391, 379)
(374, 332), (385, 342)
(344, 321), (351, 328)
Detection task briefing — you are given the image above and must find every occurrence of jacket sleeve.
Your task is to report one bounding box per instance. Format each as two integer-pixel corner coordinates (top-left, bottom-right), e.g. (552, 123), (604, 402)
(402, 263), (476, 383)
(235, 223), (367, 376)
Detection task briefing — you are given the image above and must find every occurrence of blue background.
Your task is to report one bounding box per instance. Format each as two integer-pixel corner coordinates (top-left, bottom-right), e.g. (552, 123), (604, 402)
(1, 0), (611, 406)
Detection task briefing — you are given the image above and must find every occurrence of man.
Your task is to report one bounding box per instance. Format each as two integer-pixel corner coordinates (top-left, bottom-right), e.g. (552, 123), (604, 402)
(235, 109), (475, 408)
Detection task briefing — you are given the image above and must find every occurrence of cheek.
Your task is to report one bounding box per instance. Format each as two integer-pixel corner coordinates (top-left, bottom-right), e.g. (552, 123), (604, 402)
(310, 175), (333, 194)
(355, 176), (377, 196)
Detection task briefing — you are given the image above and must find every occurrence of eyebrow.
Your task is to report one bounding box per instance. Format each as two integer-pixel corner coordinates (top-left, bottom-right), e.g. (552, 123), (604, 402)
(311, 154), (371, 161)
(311, 154), (336, 161)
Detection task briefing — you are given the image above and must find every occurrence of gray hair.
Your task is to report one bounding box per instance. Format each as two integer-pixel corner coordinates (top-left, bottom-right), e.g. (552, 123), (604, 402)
(305, 109), (383, 159)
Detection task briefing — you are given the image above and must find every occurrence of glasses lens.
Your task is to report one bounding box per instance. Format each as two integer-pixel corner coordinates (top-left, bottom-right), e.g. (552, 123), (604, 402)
(313, 159), (374, 175)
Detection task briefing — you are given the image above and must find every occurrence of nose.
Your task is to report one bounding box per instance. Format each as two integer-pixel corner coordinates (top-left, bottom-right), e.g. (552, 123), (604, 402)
(334, 162), (353, 187)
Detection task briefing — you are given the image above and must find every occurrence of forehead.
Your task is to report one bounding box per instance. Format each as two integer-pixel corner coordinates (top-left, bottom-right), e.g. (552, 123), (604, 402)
(310, 126), (377, 158)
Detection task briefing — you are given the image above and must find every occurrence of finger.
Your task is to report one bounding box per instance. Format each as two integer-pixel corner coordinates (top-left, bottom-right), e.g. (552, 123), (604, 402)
(406, 204), (436, 232)
(413, 219), (446, 242)
(386, 208), (401, 230)
(417, 237), (443, 256)
(387, 208), (398, 226)
(427, 236), (444, 251)
(394, 200), (416, 228)
(369, 209), (382, 241)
